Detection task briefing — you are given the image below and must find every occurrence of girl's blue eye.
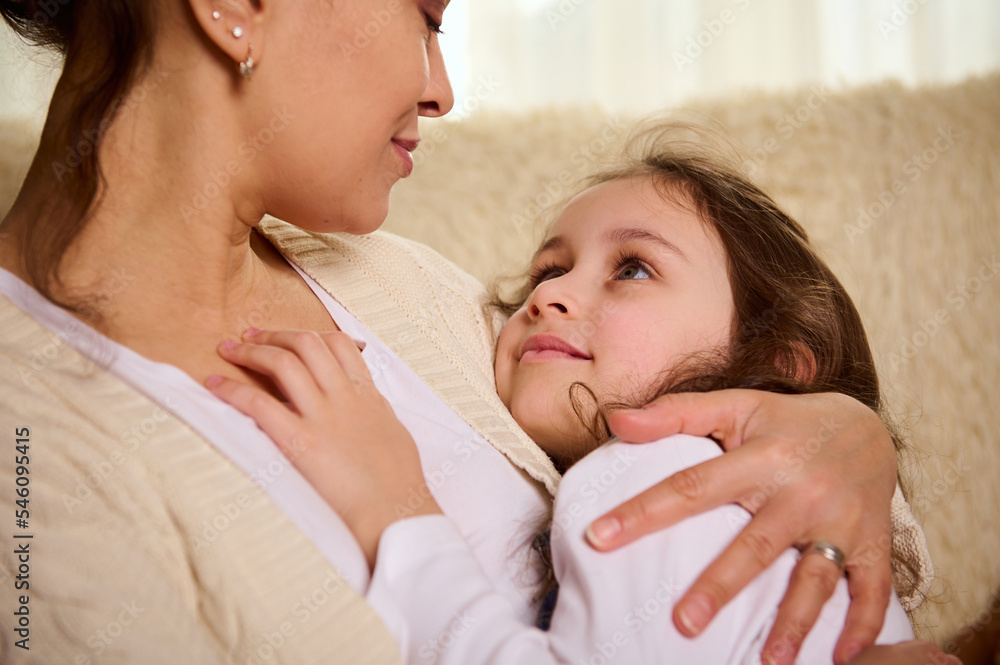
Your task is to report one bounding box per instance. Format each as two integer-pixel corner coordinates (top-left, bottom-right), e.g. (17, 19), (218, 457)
(615, 262), (651, 280)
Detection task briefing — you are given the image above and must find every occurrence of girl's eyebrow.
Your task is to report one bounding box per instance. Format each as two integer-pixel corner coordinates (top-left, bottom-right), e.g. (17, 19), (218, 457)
(532, 235), (566, 261)
(605, 226), (689, 263)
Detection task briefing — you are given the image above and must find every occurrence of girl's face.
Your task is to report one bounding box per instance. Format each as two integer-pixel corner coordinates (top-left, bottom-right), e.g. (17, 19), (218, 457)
(495, 177), (735, 462)
(249, 0), (453, 234)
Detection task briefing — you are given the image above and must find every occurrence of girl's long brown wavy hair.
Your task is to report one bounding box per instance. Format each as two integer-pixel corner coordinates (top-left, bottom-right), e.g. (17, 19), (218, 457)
(492, 121), (922, 614)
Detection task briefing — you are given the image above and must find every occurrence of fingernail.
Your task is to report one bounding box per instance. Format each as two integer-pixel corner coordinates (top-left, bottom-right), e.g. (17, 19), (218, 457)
(243, 327), (262, 338)
(219, 339), (238, 350)
(841, 644), (863, 663)
(677, 594), (713, 636)
(585, 517), (621, 546)
(354, 339), (367, 351)
(205, 375), (223, 388)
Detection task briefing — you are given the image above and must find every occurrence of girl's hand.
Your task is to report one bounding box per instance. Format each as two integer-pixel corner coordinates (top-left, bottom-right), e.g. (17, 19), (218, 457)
(586, 390), (899, 665)
(846, 641), (959, 665)
(206, 329), (442, 568)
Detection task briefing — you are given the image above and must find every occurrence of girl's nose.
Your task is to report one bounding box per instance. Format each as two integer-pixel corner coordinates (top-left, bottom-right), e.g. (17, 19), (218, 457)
(526, 280), (572, 320)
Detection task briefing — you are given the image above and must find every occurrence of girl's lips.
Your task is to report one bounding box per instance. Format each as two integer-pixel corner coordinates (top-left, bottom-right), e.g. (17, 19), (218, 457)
(519, 334), (592, 362)
(391, 138), (418, 176)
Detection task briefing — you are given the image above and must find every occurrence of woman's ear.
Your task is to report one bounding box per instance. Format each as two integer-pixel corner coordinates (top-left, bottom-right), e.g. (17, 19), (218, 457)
(778, 341), (817, 384)
(187, 0), (267, 73)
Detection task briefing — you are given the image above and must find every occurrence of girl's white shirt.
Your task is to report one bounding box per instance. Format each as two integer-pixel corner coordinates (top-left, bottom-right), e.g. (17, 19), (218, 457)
(0, 263), (549, 626)
(367, 435), (916, 665)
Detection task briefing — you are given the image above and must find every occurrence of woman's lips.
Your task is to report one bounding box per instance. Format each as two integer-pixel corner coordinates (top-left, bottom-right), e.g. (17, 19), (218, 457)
(391, 138), (418, 176)
(519, 334), (592, 362)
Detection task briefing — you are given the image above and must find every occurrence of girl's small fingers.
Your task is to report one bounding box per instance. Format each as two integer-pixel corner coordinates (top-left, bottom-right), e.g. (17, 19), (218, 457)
(760, 552), (845, 665)
(239, 329), (351, 394)
(217, 340), (323, 412)
(206, 375), (306, 456)
(316, 331), (376, 390)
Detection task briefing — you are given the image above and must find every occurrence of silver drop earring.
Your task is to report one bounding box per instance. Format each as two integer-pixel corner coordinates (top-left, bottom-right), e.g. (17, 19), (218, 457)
(239, 44), (254, 79)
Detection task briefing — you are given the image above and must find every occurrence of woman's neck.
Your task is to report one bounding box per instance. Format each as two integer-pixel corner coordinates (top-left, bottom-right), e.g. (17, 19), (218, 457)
(0, 60), (337, 388)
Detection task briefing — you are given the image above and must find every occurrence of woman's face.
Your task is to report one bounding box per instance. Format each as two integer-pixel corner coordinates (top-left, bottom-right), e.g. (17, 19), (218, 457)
(494, 177), (734, 464)
(248, 0), (453, 234)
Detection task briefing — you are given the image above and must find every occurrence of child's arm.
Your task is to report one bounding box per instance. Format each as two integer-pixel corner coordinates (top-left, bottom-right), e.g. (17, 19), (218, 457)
(206, 328), (443, 569)
(206, 329), (929, 665)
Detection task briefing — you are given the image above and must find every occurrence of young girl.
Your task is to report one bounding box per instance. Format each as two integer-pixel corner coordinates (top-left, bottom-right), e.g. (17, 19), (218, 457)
(208, 123), (925, 664)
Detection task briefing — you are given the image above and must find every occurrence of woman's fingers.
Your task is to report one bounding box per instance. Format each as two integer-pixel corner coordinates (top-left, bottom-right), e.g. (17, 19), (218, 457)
(761, 551), (847, 665)
(607, 390), (751, 447)
(206, 375), (305, 455)
(585, 442), (763, 550)
(833, 553), (893, 664)
(597, 389), (901, 661)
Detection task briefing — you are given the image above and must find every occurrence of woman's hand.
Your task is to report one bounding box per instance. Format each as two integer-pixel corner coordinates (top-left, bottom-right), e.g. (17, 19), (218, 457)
(205, 329), (442, 568)
(585, 390), (899, 665)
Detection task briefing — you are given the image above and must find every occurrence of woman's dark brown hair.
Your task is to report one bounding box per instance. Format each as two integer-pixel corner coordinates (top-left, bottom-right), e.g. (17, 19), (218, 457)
(494, 121), (923, 616)
(1, 0), (156, 316)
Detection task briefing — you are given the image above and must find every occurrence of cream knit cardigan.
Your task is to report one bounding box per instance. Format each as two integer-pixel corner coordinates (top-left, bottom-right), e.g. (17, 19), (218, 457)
(0, 218), (929, 663)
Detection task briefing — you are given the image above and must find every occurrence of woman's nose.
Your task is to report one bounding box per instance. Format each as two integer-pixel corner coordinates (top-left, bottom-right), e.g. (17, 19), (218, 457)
(418, 38), (455, 118)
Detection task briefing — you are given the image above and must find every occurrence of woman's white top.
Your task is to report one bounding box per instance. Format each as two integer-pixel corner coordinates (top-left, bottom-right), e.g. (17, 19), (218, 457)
(0, 264), (549, 626)
(367, 435), (915, 665)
